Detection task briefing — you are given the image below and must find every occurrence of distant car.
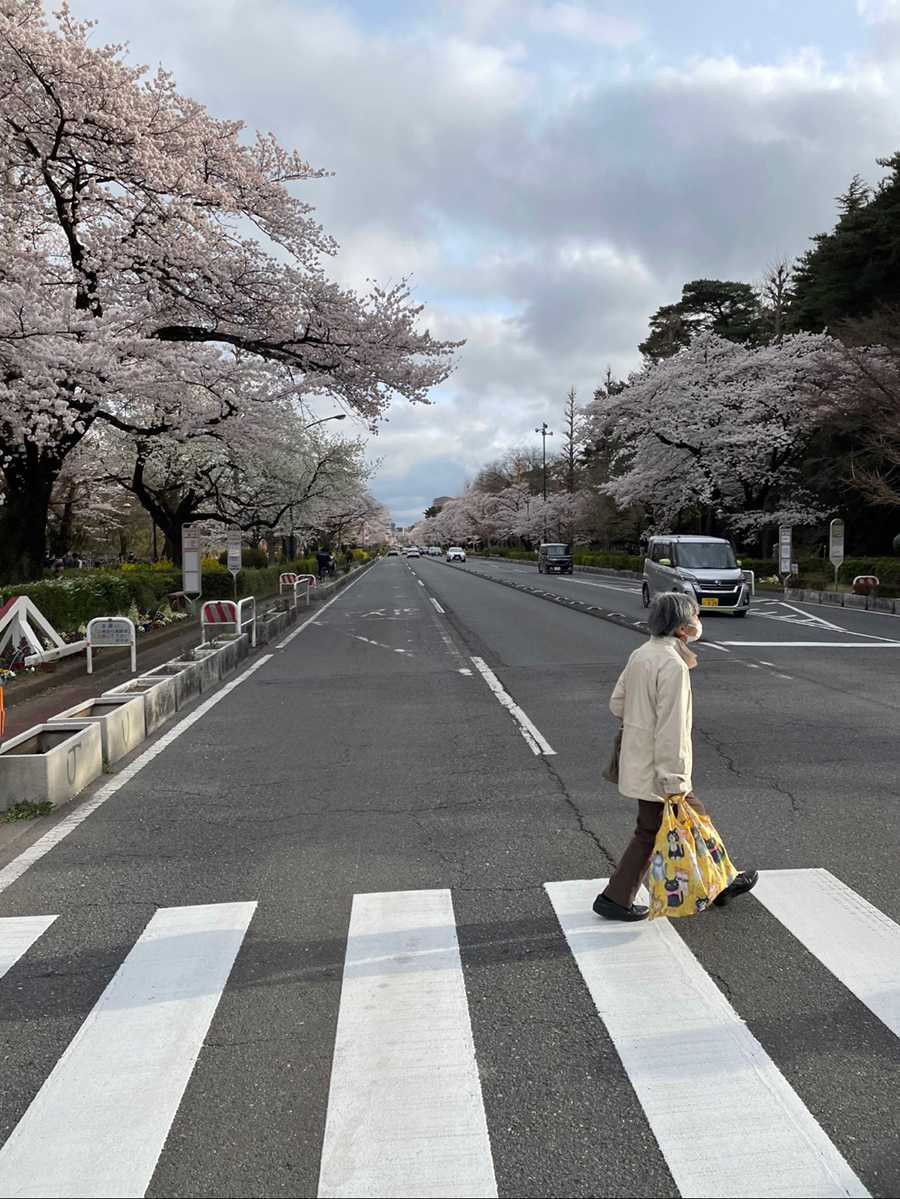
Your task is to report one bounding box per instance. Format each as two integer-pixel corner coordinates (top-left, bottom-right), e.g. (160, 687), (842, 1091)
(446, 547), (466, 562)
(387, 548), (399, 556)
(538, 542), (573, 575)
(407, 547), (421, 558)
(428, 546), (442, 556)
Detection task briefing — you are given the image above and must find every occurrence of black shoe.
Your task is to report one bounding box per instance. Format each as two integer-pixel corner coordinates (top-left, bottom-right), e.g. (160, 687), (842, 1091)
(714, 869), (759, 907)
(593, 894), (649, 922)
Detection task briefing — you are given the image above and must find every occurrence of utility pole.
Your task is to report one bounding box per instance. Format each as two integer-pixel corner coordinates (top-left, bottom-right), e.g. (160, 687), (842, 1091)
(535, 422), (553, 501)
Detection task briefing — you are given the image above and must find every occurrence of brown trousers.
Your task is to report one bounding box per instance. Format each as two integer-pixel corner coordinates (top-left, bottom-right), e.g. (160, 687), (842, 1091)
(603, 796), (708, 909)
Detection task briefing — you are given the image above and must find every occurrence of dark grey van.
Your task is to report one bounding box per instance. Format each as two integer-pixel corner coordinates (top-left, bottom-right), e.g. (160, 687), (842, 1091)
(538, 543), (573, 574)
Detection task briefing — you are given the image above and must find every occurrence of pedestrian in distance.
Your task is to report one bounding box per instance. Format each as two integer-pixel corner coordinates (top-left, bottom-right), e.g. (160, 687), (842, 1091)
(594, 591), (758, 922)
(345, 547), (354, 571)
(316, 546), (331, 583)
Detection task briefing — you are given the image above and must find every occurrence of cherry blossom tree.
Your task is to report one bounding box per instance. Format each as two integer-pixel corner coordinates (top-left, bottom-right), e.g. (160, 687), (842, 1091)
(583, 331), (840, 547)
(0, 2), (458, 580)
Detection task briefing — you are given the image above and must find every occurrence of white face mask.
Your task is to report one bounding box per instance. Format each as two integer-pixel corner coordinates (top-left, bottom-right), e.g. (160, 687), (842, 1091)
(686, 618), (703, 643)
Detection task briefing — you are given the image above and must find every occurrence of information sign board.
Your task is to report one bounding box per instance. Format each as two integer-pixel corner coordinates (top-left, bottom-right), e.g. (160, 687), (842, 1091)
(182, 525), (202, 597)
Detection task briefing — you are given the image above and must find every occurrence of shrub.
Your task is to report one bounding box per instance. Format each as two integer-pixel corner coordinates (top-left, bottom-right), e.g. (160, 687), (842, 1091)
(217, 546), (268, 569)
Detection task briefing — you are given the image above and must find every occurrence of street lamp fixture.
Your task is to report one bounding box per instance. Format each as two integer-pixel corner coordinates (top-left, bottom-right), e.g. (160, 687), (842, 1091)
(305, 414), (347, 430)
(535, 422), (553, 502)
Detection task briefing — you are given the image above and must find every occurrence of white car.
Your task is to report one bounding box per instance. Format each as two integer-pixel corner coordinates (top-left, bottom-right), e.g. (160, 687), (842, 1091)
(387, 548), (399, 556)
(406, 547), (421, 558)
(446, 547), (466, 562)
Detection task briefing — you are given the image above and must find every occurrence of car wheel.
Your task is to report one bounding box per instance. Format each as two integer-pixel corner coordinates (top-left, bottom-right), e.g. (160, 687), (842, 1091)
(642, 583), (650, 608)
(733, 610), (747, 618)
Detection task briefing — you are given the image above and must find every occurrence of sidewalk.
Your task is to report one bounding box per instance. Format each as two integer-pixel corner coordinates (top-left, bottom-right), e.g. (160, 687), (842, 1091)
(1, 561), (375, 742)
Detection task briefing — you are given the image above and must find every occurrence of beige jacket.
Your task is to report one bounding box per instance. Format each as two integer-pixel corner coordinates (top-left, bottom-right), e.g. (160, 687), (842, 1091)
(609, 635), (696, 801)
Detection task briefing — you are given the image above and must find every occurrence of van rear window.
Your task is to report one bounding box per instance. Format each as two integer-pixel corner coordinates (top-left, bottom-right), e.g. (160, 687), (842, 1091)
(543, 544), (570, 555)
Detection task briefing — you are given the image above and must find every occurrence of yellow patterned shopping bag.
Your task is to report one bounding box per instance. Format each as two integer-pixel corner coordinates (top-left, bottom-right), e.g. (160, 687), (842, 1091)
(647, 798), (737, 919)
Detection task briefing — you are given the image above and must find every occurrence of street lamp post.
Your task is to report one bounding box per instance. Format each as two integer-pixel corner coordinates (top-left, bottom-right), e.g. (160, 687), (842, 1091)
(535, 422), (553, 502)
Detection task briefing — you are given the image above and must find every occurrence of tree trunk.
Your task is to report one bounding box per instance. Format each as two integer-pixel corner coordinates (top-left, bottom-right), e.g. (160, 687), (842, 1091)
(0, 456), (59, 583)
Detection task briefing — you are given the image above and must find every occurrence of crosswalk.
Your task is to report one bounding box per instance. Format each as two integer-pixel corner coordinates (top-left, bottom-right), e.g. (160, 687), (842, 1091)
(0, 871), (895, 1198)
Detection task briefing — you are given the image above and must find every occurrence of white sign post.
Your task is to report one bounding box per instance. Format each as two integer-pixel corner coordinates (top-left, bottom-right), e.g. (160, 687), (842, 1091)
(226, 527), (242, 598)
(182, 524), (202, 606)
(829, 518), (845, 589)
(86, 617), (136, 674)
(778, 525), (792, 582)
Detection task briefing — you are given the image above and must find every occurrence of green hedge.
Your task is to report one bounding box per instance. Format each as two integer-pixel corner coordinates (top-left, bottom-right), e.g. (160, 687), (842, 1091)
(0, 557), (329, 632)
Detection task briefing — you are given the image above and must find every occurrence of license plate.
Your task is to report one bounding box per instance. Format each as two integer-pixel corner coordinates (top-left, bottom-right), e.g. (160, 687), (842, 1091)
(701, 598), (719, 607)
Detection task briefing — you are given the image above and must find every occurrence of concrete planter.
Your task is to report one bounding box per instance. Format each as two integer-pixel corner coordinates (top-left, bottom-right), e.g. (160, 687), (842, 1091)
(843, 594), (867, 609)
(820, 592), (844, 606)
(48, 695), (146, 765)
(142, 661), (201, 710)
(177, 647), (221, 693)
(217, 632), (250, 666)
(103, 676), (177, 735)
(870, 596), (898, 613)
(257, 610), (290, 644)
(0, 721), (102, 807)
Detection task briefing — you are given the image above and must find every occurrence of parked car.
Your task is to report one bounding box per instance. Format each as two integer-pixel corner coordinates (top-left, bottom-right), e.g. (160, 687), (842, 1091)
(387, 548), (399, 556)
(407, 547), (421, 558)
(642, 535), (749, 616)
(446, 547), (466, 562)
(538, 542), (573, 574)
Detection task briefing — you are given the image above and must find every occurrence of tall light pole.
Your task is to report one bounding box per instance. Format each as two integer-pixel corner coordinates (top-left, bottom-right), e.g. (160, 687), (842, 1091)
(535, 422), (553, 502)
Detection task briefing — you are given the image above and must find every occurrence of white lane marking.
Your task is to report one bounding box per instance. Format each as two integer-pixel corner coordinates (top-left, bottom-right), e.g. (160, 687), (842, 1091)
(720, 641), (900, 648)
(430, 597), (445, 614)
(755, 870), (900, 1040)
(0, 915), (57, 978)
(276, 568), (370, 648)
(350, 634), (411, 655)
(759, 660), (775, 666)
(753, 602), (900, 642)
(418, 580), (425, 587)
(458, 668), (473, 675)
(0, 902), (256, 1198)
(701, 642), (731, 652)
(545, 879), (869, 1199)
(469, 656), (556, 756)
(776, 673), (793, 679)
(317, 890), (497, 1199)
(0, 655), (273, 899)
(746, 663), (761, 668)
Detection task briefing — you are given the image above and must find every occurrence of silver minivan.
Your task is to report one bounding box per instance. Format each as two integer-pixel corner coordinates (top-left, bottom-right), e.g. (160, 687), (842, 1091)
(642, 535), (750, 616)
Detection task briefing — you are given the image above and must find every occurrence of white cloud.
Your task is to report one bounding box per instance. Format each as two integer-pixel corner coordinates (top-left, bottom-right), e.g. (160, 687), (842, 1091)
(62, 0), (900, 519)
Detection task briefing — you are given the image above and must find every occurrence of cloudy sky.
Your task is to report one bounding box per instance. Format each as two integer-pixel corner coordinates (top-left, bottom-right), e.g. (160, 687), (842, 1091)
(67, 0), (900, 523)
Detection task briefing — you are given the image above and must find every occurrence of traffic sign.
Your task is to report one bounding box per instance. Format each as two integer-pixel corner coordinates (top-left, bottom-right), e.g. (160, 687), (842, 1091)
(829, 518), (845, 587)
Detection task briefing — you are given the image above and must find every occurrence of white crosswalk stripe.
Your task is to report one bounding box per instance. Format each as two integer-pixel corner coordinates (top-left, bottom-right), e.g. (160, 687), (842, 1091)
(0, 915), (57, 980)
(546, 878), (869, 1199)
(0, 901), (256, 1199)
(1, 872), (898, 1198)
(318, 889), (496, 1199)
(754, 868), (900, 1040)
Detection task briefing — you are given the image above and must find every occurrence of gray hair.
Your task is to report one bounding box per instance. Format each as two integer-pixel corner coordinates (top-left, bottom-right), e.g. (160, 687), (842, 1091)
(647, 592), (699, 638)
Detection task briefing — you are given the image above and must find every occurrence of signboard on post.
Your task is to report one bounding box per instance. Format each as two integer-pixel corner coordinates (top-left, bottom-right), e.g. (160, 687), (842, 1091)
(226, 527), (242, 597)
(182, 524), (202, 601)
(86, 617), (136, 675)
(829, 518), (845, 587)
(778, 525), (792, 580)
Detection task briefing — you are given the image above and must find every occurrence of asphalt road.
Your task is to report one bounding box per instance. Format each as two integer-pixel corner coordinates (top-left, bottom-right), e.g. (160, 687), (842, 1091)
(0, 556), (898, 1198)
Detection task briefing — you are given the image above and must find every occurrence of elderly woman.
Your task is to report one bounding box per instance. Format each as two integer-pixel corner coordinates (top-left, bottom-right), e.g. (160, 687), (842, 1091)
(594, 592), (757, 922)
